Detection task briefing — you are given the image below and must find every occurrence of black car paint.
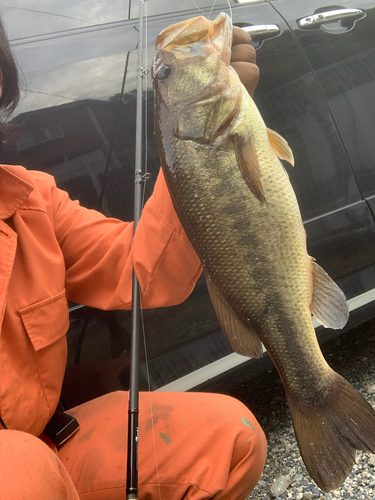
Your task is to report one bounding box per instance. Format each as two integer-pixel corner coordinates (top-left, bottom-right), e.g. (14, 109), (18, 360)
(1, 1), (375, 405)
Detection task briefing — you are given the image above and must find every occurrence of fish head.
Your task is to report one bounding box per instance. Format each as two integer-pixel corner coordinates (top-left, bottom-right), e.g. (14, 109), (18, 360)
(152, 13), (241, 144)
(154, 12), (232, 65)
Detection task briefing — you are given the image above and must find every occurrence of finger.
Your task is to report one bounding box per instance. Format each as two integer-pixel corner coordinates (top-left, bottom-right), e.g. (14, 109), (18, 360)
(232, 26), (251, 46)
(231, 44), (256, 65)
(231, 61), (260, 97)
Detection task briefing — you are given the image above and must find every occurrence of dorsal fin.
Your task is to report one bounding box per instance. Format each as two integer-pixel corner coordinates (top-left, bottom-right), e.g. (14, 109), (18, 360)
(267, 128), (294, 166)
(205, 274), (264, 358)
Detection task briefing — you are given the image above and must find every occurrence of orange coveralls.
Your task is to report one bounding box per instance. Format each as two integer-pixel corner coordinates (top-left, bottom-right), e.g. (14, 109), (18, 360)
(0, 164), (266, 499)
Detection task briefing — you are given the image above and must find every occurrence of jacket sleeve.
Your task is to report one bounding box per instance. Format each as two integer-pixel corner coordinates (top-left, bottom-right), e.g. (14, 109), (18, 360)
(35, 169), (202, 310)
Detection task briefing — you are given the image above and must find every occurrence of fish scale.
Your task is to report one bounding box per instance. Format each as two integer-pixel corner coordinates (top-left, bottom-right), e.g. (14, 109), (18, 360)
(168, 133), (324, 395)
(153, 11), (375, 492)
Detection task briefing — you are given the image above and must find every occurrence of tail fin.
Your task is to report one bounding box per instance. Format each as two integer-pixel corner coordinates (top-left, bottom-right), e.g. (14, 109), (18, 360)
(287, 371), (375, 492)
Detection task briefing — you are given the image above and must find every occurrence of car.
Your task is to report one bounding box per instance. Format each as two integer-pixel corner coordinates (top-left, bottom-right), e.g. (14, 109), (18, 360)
(1, 0), (375, 408)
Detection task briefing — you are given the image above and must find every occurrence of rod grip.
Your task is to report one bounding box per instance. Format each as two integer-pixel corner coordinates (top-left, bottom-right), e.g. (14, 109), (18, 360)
(126, 409), (139, 498)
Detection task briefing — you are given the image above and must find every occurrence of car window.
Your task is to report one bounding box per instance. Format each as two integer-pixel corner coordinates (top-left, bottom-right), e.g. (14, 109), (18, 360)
(1, 0), (261, 41)
(128, 0), (261, 20)
(2, 0), (131, 40)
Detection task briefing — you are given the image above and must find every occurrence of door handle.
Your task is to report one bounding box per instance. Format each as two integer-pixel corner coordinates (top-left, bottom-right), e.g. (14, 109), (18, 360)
(240, 24), (280, 38)
(297, 8), (364, 28)
(235, 23), (280, 48)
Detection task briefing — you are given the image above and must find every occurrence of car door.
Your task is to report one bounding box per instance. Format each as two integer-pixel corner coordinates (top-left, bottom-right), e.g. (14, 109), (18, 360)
(3, 18), (141, 407)
(268, 0), (375, 299)
(3, 1), (375, 398)
(138, 0), (375, 392)
(272, 0), (375, 200)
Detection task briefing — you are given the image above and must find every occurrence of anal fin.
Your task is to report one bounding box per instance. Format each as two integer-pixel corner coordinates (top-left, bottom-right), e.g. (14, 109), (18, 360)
(310, 259), (349, 329)
(205, 274), (263, 358)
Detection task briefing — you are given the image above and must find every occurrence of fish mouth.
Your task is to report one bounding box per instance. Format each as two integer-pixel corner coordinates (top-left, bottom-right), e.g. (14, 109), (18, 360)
(155, 12), (232, 65)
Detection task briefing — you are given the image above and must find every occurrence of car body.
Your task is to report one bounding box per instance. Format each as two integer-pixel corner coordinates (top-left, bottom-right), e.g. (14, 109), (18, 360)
(1, 0), (375, 406)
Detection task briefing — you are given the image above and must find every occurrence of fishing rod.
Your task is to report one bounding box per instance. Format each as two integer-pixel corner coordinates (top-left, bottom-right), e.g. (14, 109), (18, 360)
(126, 0), (148, 498)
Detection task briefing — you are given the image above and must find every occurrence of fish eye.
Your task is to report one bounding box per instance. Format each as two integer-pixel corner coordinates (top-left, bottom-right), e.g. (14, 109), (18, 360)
(156, 64), (171, 80)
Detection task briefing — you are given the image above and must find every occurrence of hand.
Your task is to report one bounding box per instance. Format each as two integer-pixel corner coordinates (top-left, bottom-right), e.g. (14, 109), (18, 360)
(231, 26), (259, 97)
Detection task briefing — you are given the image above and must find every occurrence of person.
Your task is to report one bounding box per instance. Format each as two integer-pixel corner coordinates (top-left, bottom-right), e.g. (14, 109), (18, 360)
(0, 15), (266, 500)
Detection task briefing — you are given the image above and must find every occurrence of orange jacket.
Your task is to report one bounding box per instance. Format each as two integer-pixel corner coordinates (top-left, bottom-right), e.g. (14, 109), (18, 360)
(0, 164), (202, 436)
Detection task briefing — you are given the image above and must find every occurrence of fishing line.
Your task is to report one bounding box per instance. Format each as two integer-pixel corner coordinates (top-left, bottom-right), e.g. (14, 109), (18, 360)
(208, 0), (218, 20)
(130, 1), (232, 495)
(192, 0), (207, 15)
(143, 0), (149, 182)
(225, 0), (233, 23)
(192, 0), (233, 148)
(139, 294), (163, 500)
(134, 225), (163, 500)
(127, 0), (149, 497)
(141, 3), (162, 496)
(192, 0), (233, 21)
(192, 0), (220, 19)
(129, 0), (163, 497)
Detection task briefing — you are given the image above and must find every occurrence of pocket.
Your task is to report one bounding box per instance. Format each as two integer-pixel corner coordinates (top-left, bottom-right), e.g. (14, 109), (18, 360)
(19, 290), (69, 351)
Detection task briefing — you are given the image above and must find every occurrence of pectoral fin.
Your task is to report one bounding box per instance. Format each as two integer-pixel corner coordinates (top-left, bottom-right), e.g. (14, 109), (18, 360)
(234, 135), (266, 203)
(267, 128), (294, 166)
(205, 274), (264, 358)
(310, 259), (349, 329)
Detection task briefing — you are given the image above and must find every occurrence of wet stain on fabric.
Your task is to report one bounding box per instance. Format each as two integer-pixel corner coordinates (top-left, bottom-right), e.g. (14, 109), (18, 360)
(144, 404), (174, 433)
(77, 427), (95, 443)
(241, 417), (254, 429)
(159, 432), (171, 444)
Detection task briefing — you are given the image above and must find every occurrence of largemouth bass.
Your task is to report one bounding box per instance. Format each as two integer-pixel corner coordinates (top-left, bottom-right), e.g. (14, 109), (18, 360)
(152, 12), (375, 492)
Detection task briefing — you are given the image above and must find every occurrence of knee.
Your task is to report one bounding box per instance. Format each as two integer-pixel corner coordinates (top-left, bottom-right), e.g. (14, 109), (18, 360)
(219, 395), (267, 496)
(0, 430), (79, 499)
(0, 429), (50, 466)
(233, 401), (267, 475)
(200, 394), (266, 497)
(219, 394), (267, 458)
(212, 395), (267, 467)
(194, 393), (266, 458)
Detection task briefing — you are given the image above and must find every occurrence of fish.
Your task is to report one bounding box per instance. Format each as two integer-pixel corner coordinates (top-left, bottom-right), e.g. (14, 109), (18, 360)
(152, 12), (375, 492)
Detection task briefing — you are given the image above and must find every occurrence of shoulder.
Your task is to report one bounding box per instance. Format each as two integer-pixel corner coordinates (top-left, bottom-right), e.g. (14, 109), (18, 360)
(1, 164), (62, 216)
(12, 164), (56, 187)
(1, 164), (57, 190)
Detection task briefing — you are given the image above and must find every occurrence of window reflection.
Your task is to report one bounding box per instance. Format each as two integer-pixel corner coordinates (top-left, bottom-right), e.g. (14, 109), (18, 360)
(3, 0), (131, 40)
(3, 0), (238, 41)
(129, 0), (236, 19)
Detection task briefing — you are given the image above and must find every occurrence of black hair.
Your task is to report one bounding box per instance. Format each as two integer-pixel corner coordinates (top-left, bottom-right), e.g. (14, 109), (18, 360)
(0, 16), (19, 147)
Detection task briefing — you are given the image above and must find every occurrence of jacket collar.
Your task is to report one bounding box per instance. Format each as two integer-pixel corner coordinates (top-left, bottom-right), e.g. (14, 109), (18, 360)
(0, 165), (34, 219)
